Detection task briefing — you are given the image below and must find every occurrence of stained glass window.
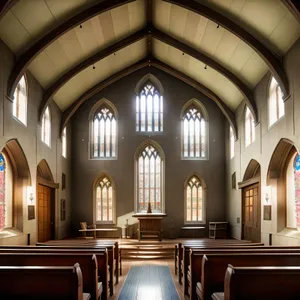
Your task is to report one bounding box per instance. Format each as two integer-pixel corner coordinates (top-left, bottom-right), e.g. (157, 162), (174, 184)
(0, 154), (5, 230)
(186, 176), (203, 222)
(182, 106), (206, 158)
(137, 145), (162, 213)
(245, 107), (255, 146)
(62, 127), (67, 158)
(294, 154), (300, 229)
(269, 77), (284, 127)
(41, 106), (51, 147)
(95, 176), (114, 222)
(136, 83), (163, 132)
(230, 126), (235, 159)
(13, 75), (27, 126)
(92, 106), (116, 158)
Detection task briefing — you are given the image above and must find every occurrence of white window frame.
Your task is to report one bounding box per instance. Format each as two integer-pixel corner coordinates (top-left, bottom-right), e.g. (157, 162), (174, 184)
(269, 77), (284, 128)
(41, 106), (51, 147)
(13, 75), (27, 126)
(245, 106), (255, 147)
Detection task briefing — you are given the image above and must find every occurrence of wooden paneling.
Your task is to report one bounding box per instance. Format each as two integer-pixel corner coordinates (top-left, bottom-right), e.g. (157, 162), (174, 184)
(38, 184), (52, 243)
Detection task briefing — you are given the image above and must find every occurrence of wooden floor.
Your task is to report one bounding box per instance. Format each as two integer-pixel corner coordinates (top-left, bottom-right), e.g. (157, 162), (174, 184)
(110, 259), (184, 300)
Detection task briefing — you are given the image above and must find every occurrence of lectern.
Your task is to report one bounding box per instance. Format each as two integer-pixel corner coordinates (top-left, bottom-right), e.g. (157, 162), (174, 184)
(132, 213), (167, 241)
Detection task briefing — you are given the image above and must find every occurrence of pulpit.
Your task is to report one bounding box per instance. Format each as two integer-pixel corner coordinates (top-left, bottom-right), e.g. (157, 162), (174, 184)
(133, 213), (167, 241)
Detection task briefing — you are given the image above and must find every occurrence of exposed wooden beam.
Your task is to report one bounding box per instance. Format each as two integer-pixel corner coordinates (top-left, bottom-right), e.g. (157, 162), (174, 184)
(151, 58), (238, 139)
(146, 0), (153, 56)
(282, 0), (300, 23)
(164, 0), (289, 99)
(0, 0), (19, 22)
(61, 58), (150, 132)
(7, 0), (135, 98)
(152, 27), (257, 123)
(61, 57), (238, 139)
(39, 27), (148, 121)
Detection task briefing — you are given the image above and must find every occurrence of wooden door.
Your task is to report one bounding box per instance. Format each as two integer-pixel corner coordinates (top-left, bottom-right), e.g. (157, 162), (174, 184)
(242, 183), (261, 242)
(38, 184), (52, 242)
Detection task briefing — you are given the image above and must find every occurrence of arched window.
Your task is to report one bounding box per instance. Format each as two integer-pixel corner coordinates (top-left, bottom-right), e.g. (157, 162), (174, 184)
(94, 175), (115, 223)
(135, 142), (164, 213)
(136, 83), (163, 132)
(62, 127), (67, 158)
(269, 77), (284, 127)
(185, 175), (205, 223)
(230, 126), (235, 159)
(92, 105), (116, 158)
(286, 153), (300, 229)
(41, 106), (51, 147)
(0, 152), (13, 230)
(245, 106), (255, 147)
(13, 75), (27, 125)
(182, 100), (208, 159)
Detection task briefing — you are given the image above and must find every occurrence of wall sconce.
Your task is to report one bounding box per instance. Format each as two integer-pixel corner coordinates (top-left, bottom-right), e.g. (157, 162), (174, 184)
(27, 186), (34, 205)
(264, 186), (271, 204)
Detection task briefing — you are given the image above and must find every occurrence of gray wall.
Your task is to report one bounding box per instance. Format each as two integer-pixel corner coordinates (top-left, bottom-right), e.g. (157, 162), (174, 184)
(225, 37), (300, 245)
(0, 39), (72, 244)
(71, 68), (226, 238)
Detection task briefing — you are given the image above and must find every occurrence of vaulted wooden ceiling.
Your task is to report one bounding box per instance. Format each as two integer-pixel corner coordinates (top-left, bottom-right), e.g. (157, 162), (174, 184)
(0, 0), (299, 137)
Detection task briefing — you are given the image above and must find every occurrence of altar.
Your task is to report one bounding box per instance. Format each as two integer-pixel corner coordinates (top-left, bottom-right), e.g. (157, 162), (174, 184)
(132, 213), (167, 241)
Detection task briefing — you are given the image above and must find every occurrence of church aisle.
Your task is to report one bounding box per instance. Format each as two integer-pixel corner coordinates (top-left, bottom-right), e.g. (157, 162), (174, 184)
(110, 259), (184, 300)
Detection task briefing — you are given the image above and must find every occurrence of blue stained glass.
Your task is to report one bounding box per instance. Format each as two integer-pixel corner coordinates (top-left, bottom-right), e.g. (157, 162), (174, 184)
(0, 154), (5, 172)
(294, 154), (300, 171)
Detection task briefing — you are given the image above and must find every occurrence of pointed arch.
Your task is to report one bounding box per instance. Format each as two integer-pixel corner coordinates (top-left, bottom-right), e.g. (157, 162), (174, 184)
(245, 105), (256, 146)
(37, 159), (58, 189)
(13, 74), (27, 126)
(184, 173), (206, 224)
(134, 139), (165, 213)
(181, 98), (209, 159)
(89, 98), (118, 159)
(243, 159), (261, 182)
(134, 73), (164, 95)
(41, 106), (51, 147)
(93, 173), (116, 224)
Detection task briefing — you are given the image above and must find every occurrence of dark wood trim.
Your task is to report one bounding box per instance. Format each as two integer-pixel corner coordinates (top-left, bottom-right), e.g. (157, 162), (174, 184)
(163, 0), (289, 98)
(61, 57), (238, 139)
(0, 0), (19, 22)
(60, 58), (150, 132)
(282, 0), (300, 23)
(151, 58), (238, 139)
(39, 27), (148, 121)
(7, 0), (135, 98)
(152, 28), (257, 123)
(37, 176), (59, 189)
(238, 177), (260, 189)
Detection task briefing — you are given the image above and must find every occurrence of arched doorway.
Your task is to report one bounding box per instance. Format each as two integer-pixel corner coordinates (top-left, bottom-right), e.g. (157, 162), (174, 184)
(239, 159), (261, 242)
(37, 160), (58, 242)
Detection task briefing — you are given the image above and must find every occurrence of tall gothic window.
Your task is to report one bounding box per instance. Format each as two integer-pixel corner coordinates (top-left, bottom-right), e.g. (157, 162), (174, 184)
(95, 175), (115, 223)
(245, 106), (255, 147)
(136, 143), (164, 213)
(62, 127), (67, 158)
(41, 106), (51, 147)
(136, 83), (163, 132)
(13, 75), (27, 125)
(92, 106), (116, 158)
(269, 77), (284, 127)
(230, 126), (235, 159)
(0, 153), (13, 230)
(185, 176), (205, 223)
(182, 105), (207, 158)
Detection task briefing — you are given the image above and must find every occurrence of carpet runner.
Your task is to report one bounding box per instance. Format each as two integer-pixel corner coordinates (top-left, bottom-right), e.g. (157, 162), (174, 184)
(118, 265), (180, 300)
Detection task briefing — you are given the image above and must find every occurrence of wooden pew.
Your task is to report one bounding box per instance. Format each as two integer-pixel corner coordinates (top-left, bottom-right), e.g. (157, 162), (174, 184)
(0, 246), (110, 299)
(0, 263), (91, 300)
(37, 240), (120, 284)
(212, 265), (300, 300)
(178, 241), (263, 285)
(0, 252), (103, 300)
(198, 253), (300, 300)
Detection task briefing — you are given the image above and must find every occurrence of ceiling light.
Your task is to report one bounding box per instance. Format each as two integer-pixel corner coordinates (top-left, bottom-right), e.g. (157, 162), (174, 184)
(204, 65), (207, 70)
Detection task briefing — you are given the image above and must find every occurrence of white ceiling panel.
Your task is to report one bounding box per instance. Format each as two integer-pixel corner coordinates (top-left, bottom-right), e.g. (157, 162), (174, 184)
(153, 39), (242, 110)
(54, 39), (147, 111)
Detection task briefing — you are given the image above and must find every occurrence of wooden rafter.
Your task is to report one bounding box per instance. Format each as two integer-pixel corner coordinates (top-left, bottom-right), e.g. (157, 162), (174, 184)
(152, 27), (257, 123)
(39, 27), (148, 121)
(163, 0), (290, 98)
(147, 0), (153, 56)
(61, 57), (238, 139)
(7, 0), (135, 98)
(282, 0), (300, 23)
(0, 0), (19, 22)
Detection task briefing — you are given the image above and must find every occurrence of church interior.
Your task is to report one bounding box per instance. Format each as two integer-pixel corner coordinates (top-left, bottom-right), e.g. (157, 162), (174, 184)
(1, 0), (300, 299)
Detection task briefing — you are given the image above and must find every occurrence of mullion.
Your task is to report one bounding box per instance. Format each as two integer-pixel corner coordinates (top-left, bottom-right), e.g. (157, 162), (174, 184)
(194, 117), (196, 157)
(200, 118), (202, 158)
(110, 118), (112, 157)
(154, 156), (156, 210)
(143, 157), (145, 211)
(158, 95), (161, 131)
(188, 118), (190, 157)
(148, 154), (151, 209)
(100, 186), (103, 221)
(98, 118), (101, 157)
(152, 93), (154, 132)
